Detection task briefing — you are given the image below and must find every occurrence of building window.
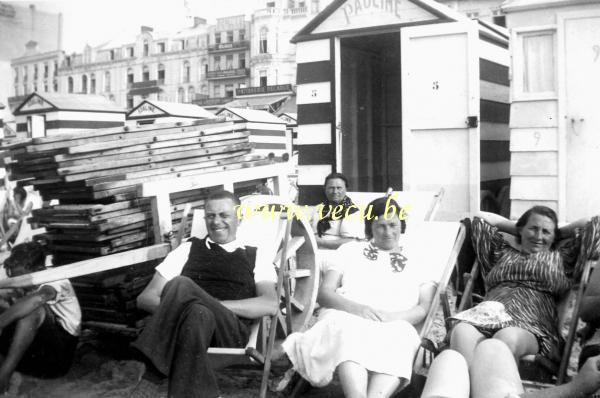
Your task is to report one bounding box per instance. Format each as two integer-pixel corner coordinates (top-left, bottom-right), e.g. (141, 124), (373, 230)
(201, 84), (207, 95)
(158, 64), (165, 84)
(183, 61), (191, 83)
(158, 42), (165, 53)
(43, 63), (48, 78)
(82, 75), (88, 93)
(14, 85), (18, 95)
(33, 84), (37, 92)
(239, 53), (246, 69)
(227, 30), (234, 42)
(23, 67), (28, 82)
(520, 32), (555, 94)
(214, 84), (222, 97)
(13, 68), (18, 84)
(260, 27), (268, 54)
(127, 95), (133, 109)
(177, 87), (185, 103)
(214, 56), (221, 71)
(226, 54), (233, 70)
(53, 61), (58, 76)
(128, 47), (134, 57)
(225, 84), (234, 98)
(90, 73), (96, 94)
(110, 49), (115, 60)
(311, 0), (319, 13)
(65, 56), (71, 67)
(68, 76), (73, 93)
(126, 68), (134, 86)
(143, 40), (149, 56)
(215, 33), (221, 45)
(142, 65), (150, 81)
(239, 29), (245, 41)
(188, 86), (195, 102)
(33, 65), (38, 80)
(259, 70), (267, 87)
(53, 78), (58, 92)
(104, 71), (111, 92)
(44, 83), (48, 92)
(267, 1), (275, 7)
(466, 11), (479, 19)
(23, 84), (27, 94)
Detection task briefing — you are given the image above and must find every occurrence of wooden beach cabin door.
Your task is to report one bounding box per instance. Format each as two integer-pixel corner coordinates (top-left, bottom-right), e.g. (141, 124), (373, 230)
(561, 12), (600, 221)
(401, 22), (480, 220)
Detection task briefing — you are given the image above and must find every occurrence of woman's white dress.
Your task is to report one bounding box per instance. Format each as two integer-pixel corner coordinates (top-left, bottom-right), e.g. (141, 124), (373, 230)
(282, 238), (436, 387)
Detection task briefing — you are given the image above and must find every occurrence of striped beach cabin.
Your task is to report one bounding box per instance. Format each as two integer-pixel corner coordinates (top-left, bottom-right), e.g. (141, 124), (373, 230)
(126, 100), (214, 127)
(291, 0), (510, 220)
(13, 93), (126, 138)
(216, 107), (291, 158)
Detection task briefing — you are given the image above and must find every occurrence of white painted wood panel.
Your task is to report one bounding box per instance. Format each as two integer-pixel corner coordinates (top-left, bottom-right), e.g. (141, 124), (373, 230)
(510, 152), (558, 175)
(510, 100), (558, 128)
(297, 165), (332, 186)
(510, 128), (558, 151)
(296, 39), (330, 63)
(297, 123), (331, 145)
(297, 82), (331, 105)
(510, 176), (558, 200)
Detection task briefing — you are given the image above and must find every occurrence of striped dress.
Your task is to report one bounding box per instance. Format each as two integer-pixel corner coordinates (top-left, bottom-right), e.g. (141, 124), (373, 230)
(451, 216), (600, 361)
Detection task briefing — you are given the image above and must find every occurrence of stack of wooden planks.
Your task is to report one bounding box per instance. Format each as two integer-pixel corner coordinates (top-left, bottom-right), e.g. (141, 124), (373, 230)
(1, 119), (271, 327)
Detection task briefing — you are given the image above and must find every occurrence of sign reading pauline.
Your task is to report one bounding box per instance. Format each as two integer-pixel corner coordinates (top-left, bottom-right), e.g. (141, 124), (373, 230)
(342, 0), (404, 24)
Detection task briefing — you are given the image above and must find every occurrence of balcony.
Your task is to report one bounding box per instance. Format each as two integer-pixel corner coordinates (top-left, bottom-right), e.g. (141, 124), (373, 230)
(192, 97), (232, 107)
(128, 80), (161, 96)
(206, 68), (249, 80)
(208, 40), (250, 53)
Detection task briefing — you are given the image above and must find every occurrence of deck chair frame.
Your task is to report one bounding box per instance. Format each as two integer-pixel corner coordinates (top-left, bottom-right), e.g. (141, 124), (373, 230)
(289, 221), (466, 397)
(456, 241), (597, 387)
(0, 194), (320, 398)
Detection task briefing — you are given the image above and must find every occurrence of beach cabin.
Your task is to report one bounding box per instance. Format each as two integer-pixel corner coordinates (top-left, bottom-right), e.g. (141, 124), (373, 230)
(278, 112), (298, 151)
(126, 100), (215, 127)
(291, 0), (511, 220)
(13, 93), (125, 138)
(502, 0), (600, 221)
(216, 107), (291, 158)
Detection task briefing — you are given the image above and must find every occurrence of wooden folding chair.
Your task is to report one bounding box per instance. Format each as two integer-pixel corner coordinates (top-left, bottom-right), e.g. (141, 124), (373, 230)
(456, 234), (598, 388)
(289, 221), (466, 397)
(0, 195), (320, 398)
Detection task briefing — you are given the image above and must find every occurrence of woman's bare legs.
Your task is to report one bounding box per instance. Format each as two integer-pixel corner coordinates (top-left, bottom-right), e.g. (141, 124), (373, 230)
(338, 361), (369, 398)
(421, 349), (469, 398)
(493, 327), (539, 362)
(367, 373), (401, 398)
(470, 339), (525, 398)
(449, 322), (486, 366)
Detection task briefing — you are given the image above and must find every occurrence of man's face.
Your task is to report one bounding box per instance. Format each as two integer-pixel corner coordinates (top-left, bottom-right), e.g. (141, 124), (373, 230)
(324, 178), (347, 204)
(204, 198), (240, 244)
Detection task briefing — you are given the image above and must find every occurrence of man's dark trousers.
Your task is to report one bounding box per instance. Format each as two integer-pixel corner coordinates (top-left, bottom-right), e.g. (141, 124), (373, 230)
(132, 276), (250, 398)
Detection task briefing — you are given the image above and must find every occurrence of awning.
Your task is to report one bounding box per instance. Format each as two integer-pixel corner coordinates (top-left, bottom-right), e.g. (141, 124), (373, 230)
(128, 86), (162, 97)
(224, 94), (290, 113)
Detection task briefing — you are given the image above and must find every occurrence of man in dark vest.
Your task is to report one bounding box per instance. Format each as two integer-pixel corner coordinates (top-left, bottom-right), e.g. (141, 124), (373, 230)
(131, 190), (279, 398)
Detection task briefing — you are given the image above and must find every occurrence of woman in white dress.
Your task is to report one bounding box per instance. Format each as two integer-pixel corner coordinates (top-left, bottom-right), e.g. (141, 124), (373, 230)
(283, 196), (437, 398)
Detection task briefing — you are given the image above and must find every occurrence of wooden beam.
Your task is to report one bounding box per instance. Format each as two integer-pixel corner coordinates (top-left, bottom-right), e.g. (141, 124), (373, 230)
(0, 244), (170, 289)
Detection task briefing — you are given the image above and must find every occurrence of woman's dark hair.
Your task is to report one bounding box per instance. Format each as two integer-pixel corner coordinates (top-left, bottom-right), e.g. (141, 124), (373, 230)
(364, 197), (407, 240)
(515, 205), (560, 246)
(323, 172), (349, 189)
(3, 242), (46, 274)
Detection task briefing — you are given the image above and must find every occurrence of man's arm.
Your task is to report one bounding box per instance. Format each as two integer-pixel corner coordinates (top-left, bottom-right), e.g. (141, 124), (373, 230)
(558, 217), (590, 238)
(520, 355), (600, 398)
(580, 266), (600, 323)
(0, 285), (56, 330)
(136, 272), (167, 314)
(315, 235), (356, 250)
(220, 281), (278, 319)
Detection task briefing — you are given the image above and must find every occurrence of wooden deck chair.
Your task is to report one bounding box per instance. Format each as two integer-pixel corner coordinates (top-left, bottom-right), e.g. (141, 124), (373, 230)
(288, 221), (465, 397)
(456, 233), (598, 388)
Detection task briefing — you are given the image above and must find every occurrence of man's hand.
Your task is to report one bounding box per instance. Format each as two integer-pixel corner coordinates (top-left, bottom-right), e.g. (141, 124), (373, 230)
(572, 354), (600, 395)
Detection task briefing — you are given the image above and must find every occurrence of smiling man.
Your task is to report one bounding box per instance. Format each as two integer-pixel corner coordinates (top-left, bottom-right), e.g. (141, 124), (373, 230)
(131, 190), (279, 398)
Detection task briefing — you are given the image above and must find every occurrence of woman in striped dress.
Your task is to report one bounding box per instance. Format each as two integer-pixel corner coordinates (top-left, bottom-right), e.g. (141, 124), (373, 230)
(449, 206), (600, 367)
